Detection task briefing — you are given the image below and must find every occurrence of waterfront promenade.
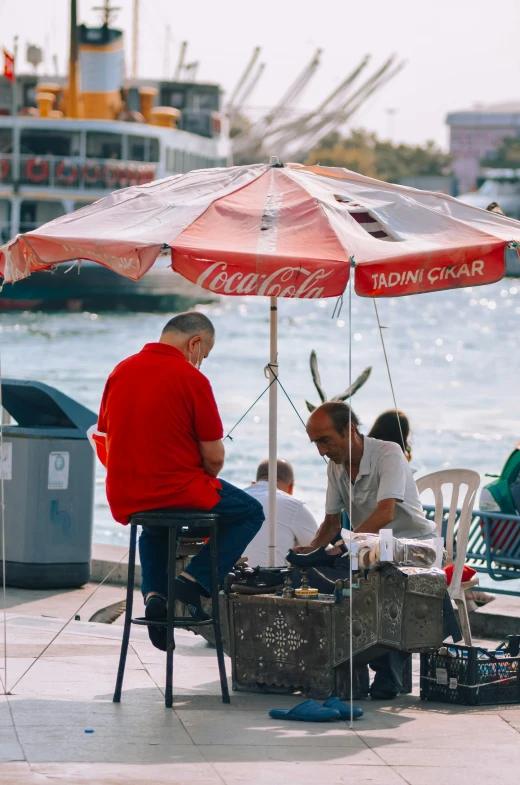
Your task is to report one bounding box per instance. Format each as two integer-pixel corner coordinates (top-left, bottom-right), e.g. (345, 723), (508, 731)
(1, 582), (520, 785)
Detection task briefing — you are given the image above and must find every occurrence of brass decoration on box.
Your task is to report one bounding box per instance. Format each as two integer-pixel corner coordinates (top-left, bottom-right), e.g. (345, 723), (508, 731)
(196, 563), (446, 700)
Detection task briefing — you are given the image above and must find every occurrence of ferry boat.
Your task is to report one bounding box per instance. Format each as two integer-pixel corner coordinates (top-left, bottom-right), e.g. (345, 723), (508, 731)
(0, 7), (231, 310)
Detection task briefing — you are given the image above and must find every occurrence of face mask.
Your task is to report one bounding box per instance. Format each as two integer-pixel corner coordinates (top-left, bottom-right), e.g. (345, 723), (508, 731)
(190, 342), (202, 370)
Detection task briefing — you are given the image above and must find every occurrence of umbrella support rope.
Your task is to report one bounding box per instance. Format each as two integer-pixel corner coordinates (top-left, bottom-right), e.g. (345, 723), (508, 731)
(224, 367), (306, 438)
(3, 546), (131, 695)
(373, 299), (405, 452)
(224, 378), (277, 441)
(0, 351), (7, 695)
(224, 365), (328, 464)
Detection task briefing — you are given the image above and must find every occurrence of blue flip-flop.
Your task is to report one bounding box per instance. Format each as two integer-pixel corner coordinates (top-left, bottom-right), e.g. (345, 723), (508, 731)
(269, 699), (341, 722)
(323, 697), (364, 720)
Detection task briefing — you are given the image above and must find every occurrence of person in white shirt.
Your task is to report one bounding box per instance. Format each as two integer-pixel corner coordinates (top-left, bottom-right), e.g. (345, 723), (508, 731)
(297, 401), (436, 699)
(243, 459), (319, 567)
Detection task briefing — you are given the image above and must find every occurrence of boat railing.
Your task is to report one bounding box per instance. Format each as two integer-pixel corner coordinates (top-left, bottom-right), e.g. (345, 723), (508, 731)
(0, 154), (157, 191)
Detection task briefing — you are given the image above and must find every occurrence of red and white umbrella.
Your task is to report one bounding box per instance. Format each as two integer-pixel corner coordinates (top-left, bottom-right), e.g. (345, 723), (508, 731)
(2, 160), (519, 564)
(2, 160), (519, 295)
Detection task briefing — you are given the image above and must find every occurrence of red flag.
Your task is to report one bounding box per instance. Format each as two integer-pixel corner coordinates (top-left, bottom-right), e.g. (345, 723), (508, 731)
(3, 50), (14, 83)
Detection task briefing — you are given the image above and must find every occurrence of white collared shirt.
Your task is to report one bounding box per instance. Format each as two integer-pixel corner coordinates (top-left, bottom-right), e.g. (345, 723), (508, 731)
(325, 436), (436, 539)
(243, 481), (319, 567)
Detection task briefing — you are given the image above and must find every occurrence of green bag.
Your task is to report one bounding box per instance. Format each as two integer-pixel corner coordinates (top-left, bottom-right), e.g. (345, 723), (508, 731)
(482, 446), (520, 515)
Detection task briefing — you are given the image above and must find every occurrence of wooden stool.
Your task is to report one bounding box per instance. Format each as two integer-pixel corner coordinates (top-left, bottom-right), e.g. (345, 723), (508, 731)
(113, 508), (230, 708)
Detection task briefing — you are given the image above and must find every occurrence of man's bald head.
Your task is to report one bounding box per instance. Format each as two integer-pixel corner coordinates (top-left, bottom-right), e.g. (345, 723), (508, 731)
(256, 458), (295, 487)
(307, 402), (361, 464)
(162, 311), (215, 339)
(160, 311), (215, 368)
(308, 402), (360, 435)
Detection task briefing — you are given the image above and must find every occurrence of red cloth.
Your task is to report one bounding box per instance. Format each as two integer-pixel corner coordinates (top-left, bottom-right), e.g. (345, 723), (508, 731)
(98, 343), (223, 524)
(3, 51), (14, 83)
(443, 563), (477, 586)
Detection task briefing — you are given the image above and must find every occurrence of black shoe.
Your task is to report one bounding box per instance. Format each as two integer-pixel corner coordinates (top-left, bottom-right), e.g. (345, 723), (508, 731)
(286, 546), (341, 568)
(144, 595), (167, 652)
(370, 678), (399, 700)
(231, 566), (286, 594)
(174, 577), (211, 622)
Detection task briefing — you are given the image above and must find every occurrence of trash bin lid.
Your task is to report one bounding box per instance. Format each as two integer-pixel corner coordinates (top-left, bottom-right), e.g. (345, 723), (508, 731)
(1, 379), (97, 438)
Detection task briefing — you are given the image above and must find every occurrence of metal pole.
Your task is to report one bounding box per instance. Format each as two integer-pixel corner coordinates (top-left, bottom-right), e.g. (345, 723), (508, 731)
(163, 24), (171, 79)
(132, 0), (138, 78)
(174, 41), (188, 81)
(68, 0), (80, 118)
(267, 297), (278, 567)
(11, 37), (18, 118)
(227, 46), (261, 110)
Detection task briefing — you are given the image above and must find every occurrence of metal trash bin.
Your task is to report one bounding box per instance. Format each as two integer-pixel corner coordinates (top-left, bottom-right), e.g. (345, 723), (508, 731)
(0, 378), (97, 588)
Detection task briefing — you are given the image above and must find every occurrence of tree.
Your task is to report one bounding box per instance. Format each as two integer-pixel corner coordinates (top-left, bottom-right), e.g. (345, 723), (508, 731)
(305, 129), (452, 182)
(482, 137), (520, 169)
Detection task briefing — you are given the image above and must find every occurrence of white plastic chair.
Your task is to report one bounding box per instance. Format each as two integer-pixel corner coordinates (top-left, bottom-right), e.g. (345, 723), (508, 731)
(416, 469), (480, 646)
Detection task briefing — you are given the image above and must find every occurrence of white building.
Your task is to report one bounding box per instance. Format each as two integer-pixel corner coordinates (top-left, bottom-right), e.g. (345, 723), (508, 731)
(446, 102), (520, 193)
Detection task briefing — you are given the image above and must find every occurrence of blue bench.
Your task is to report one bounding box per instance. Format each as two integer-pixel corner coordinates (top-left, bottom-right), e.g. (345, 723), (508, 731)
(423, 506), (520, 596)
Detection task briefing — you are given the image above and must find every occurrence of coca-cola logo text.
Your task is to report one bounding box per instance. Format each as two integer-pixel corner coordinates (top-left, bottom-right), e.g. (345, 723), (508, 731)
(195, 262), (335, 298)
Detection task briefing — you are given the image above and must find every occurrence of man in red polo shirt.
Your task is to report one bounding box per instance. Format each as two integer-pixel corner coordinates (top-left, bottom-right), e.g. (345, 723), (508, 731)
(96, 312), (264, 649)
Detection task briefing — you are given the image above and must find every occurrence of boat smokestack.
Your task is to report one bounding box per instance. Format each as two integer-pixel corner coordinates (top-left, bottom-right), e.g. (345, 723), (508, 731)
(139, 87), (157, 123)
(37, 92), (55, 117)
(150, 107), (181, 128)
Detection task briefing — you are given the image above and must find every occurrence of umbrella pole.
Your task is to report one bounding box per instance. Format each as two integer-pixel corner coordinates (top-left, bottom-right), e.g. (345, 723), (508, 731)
(268, 296), (278, 568)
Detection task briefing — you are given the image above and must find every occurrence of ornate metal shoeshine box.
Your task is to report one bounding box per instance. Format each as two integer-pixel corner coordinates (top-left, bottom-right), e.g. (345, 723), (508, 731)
(201, 564), (446, 700)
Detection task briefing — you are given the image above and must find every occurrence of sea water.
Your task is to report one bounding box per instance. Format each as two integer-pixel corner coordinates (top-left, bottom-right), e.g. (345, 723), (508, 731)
(1, 280), (519, 546)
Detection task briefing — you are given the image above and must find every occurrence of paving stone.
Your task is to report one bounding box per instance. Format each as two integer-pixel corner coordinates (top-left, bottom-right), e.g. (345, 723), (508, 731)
(0, 729), (25, 763)
(32, 762), (223, 784)
(1, 585), (520, 784)
(0, 762), (46, 784)
(211, 761), (407, 785)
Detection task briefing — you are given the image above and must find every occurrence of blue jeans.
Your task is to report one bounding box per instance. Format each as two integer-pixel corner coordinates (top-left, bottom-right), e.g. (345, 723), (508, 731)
(139, 479), (265, 596)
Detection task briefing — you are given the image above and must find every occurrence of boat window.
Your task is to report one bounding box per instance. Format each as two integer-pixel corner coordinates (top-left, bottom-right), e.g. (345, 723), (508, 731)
(20, 129), (80, 156)
(192, 91), (218, 112)
(73, 201), (95, 211)
(20, 199), (65, 234)
(127, 135), (159, 162)
(128, 135), (146, 161)
(162, 89), (185, 109)
(0, 129), (13, 153)
(0, 80), (12, 113)
(0, 199), (11, 244)
(149, 138), (159, 162)
(86, 132), (122, 160)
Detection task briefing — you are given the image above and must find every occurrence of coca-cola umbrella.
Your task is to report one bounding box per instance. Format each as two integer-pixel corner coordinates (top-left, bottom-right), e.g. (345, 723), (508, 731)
(2, 159), (520, 566)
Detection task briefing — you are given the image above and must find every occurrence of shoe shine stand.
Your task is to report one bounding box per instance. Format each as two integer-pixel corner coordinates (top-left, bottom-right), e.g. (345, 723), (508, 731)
(196, 563), (446, 700)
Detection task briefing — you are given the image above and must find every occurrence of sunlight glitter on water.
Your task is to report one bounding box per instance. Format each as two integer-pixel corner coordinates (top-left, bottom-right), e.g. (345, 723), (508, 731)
(2, 280), (519, 545)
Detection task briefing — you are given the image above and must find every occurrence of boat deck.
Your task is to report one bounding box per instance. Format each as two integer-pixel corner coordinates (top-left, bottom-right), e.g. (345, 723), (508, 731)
(1, 584), (520, 785)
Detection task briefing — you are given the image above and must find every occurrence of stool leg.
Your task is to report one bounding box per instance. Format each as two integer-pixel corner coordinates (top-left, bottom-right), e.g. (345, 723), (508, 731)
(165, 525), (178, 708)
(210, 525), (230, 704)
(113, 524), (137, 703)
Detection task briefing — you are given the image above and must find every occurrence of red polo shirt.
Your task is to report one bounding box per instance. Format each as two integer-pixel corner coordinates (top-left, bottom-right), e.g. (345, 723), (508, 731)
(98, 343), (223, 524)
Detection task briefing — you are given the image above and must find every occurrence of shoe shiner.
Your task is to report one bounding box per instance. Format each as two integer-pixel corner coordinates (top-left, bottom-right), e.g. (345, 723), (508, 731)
(295, 401), (438, 699)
